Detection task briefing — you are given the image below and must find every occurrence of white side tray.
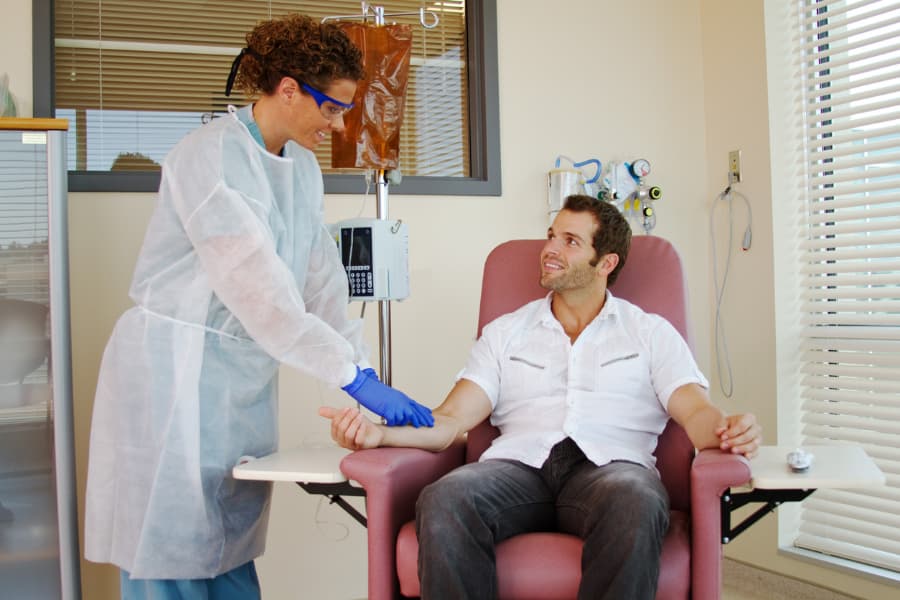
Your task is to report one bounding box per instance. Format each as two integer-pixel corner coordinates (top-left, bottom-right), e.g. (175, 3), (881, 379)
(232, 441), (352, 484)
(750, 445), (885, 490)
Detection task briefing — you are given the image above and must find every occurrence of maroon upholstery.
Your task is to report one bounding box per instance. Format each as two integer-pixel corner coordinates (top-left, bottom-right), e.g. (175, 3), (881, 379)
(396, 511), (692, 599)
(340, 236), (752, 599)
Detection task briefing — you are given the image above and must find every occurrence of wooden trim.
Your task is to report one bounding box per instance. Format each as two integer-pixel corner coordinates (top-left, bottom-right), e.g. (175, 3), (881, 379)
(0, 117), (69, 131)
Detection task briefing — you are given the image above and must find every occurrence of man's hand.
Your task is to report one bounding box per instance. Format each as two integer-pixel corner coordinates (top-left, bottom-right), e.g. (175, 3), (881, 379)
(319, 406), (384, 451)
(715, 413), (762, 458)
(667, 383), (763, 457)
(320, 379), (494, 453)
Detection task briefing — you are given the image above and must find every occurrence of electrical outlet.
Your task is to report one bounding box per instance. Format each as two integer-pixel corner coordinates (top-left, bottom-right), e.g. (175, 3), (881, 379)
(729, 150), (742, 183)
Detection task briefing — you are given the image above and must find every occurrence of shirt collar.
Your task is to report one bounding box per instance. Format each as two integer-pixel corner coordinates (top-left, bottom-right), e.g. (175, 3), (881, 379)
(234, 104), (266, 150)
(539, 289), (619, 329)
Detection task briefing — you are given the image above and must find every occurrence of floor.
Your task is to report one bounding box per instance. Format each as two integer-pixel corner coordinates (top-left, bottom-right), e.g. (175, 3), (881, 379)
(721, 558), (860, 600)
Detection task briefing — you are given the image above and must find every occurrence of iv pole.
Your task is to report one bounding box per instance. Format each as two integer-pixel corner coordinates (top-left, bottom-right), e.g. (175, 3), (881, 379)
(324, 3), (438, 386)
(373, 169), (392, 385)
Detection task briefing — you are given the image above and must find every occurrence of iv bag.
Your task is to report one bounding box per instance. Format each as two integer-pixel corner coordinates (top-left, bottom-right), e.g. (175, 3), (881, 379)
(332, 23), (413, 170)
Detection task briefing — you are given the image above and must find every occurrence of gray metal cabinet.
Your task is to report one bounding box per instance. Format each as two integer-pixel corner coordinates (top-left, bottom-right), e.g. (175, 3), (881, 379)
(0, 118), (81, 600)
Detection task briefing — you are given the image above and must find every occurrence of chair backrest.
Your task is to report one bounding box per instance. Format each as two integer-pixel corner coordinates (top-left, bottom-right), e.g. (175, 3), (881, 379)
(467, 236), (695, 512)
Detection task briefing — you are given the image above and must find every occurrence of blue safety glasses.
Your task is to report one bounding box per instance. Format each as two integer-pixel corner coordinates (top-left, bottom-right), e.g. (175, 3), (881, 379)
(299, 81), (354, 120)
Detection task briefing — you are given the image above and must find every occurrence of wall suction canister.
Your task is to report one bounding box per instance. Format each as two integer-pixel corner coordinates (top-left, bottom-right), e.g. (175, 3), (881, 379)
(548, 156), (601, 224)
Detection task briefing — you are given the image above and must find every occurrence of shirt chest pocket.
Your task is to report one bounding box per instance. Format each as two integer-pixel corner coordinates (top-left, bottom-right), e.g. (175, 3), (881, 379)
(591, 349), (652, 396)
(498, 353), (555, 403)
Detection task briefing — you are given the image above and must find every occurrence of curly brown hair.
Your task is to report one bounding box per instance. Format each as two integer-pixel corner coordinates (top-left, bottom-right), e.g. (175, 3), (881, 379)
(562, 194), (632, 285)
(233, 14), (364, 97)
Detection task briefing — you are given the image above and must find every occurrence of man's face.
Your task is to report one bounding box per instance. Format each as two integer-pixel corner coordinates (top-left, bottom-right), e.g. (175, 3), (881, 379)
(539, 210), (601, 292)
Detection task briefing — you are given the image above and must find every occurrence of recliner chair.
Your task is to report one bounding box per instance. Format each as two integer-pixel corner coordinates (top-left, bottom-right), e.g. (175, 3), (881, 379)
(340, 235), (752, 599)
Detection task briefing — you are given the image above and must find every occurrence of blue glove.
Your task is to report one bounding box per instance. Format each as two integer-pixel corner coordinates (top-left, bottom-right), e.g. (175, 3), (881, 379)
(342, 367), (434, 427)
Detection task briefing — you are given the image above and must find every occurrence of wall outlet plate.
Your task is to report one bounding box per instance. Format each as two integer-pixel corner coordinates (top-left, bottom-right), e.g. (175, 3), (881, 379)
(729, 149), (742, 183)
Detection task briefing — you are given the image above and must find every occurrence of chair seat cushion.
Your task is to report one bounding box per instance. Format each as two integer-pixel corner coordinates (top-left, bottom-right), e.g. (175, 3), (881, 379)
(396, 510), (690, 599)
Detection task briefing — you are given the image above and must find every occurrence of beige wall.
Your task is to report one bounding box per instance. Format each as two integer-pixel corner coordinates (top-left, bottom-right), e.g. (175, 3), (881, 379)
(1, 0), (32, 118)
(6, 0), (896, 598)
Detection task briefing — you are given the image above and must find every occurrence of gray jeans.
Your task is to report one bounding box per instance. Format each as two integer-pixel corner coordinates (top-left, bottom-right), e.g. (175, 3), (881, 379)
(415, 437), (669, 600)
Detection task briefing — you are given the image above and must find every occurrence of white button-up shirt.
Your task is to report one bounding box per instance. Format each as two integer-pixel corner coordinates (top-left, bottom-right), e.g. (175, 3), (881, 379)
(459, 292), (708, 471)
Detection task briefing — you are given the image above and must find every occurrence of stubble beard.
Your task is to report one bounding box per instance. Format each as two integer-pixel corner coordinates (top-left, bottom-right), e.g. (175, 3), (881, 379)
(540, 262), (595, 292)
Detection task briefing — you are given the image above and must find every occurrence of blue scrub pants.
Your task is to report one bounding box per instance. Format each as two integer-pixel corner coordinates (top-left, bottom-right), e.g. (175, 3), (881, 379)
(120, 561), (260, 600)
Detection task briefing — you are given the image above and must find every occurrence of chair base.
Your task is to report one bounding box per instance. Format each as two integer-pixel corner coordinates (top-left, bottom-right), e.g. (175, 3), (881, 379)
(396, 510), (690, 600)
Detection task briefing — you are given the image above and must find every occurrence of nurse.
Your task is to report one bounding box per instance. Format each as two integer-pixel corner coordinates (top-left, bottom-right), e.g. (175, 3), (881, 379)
(84, 13), (433, 599)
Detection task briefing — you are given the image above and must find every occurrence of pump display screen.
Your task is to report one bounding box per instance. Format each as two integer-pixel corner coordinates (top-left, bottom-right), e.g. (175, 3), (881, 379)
(341, 227), (374, 297)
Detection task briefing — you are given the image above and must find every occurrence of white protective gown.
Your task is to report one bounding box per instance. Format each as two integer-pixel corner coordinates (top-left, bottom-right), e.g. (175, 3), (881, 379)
(85, 105), (368, 579)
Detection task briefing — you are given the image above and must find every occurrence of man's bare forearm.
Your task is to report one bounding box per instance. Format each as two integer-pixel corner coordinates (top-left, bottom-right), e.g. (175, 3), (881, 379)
(377, 415), (465, 452)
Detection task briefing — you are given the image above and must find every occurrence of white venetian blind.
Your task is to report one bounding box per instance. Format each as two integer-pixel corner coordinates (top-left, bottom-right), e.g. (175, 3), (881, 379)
(53, 0), (468, 177)
(794, 0), (900, 572)
(0, 131), (50, 306)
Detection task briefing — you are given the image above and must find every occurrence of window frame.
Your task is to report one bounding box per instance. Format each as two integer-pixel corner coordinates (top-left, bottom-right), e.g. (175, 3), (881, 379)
(32, 0), (501, 196)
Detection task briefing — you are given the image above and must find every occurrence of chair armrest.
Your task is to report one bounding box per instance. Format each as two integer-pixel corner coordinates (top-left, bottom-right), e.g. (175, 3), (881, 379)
(340, 443), (467, 600)
(341, 443), (467, 502)
(690, 449), (752, 600)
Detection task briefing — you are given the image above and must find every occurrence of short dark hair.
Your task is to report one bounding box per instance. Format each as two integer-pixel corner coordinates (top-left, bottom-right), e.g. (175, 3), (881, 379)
(561, 194), (631, 285)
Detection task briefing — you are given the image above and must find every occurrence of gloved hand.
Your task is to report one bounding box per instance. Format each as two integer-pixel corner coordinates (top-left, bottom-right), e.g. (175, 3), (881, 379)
(342, 367), (434, 427)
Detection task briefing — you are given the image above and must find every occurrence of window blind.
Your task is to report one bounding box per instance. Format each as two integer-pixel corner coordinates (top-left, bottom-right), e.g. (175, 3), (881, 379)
(53, 0), (468, 178)
(794, 0), (900, 572)
(0, 133), (50, 305)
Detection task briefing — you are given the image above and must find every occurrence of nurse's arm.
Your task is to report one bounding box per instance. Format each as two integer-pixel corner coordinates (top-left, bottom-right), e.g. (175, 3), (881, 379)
(319, 379), (493, 452)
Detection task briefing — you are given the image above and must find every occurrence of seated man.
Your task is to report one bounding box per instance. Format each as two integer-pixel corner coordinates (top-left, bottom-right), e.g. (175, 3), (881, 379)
(319, 194), (762, 600)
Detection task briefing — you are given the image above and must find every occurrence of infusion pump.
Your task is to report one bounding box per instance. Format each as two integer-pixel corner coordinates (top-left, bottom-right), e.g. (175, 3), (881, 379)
(330, 218), (410, 301)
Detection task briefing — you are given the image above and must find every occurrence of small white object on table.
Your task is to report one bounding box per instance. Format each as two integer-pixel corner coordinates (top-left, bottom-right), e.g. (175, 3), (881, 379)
(749, 444), (885, 489)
